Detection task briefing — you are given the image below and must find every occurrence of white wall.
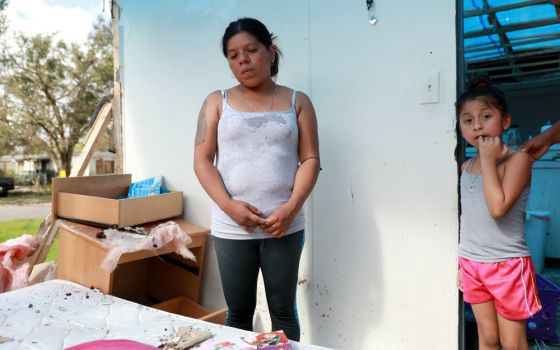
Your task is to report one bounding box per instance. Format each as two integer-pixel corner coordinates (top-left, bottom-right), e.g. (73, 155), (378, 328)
(118, 1), (459, 349)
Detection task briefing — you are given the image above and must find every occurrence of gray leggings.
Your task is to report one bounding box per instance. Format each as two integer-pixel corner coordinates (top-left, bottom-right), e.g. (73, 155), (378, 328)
(213, 230), (304, 341)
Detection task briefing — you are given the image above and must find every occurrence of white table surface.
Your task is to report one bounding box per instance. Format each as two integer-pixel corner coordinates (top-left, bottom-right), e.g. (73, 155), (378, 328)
(0, 280), (330, 350)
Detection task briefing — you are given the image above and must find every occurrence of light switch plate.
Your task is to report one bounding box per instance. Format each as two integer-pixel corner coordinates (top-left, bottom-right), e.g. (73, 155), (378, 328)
(420, 71), (440, 105)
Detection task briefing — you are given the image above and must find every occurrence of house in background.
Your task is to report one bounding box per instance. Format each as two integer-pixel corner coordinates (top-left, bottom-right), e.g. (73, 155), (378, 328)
(71, 150), (116, 176)
(0, 150), (115, 178)
(0, 156), (17, 174)
(0, 153), (54, 176)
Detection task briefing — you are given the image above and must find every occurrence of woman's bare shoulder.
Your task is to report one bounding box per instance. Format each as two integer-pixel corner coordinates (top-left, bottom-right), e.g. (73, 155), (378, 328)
(293, 90), (313, 114)
(201, 90), (224, 115)
(295, 90), (311, 102)
(205, 90), (223, 104)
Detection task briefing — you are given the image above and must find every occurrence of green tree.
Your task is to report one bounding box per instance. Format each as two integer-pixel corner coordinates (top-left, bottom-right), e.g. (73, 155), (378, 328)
(0, 0), (7, 36)
(0, 0), (10, 154)
(0, 17), (113, 174)
(0, 94), (15, 155)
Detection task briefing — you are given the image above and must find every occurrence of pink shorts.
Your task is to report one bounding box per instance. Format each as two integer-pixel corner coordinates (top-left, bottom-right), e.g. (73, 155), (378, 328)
(459, 256), (542, 320)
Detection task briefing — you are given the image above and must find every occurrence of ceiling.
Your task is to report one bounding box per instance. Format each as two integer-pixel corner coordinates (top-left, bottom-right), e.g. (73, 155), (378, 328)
(463, 0), (560, 86)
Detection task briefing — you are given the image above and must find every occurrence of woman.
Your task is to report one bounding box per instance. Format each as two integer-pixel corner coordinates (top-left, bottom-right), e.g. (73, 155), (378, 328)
(193, 18), (320, 341)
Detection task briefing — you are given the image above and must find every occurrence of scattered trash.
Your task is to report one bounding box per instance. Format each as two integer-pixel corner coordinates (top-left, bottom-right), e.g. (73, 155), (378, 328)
(28, 261), (57, 285)
(127, 176), (165, 198)
(199, 331), (292, 350)
(124, 226), (148, 235)
(100, 221), (195, 272)
(241, 331), (292, 350)
(159, 326), (213, 349)
(0, 336), (14, 344)
(0, 234), (39, 292)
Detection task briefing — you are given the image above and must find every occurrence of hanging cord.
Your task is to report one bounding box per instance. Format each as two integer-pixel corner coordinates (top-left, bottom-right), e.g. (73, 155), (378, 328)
(534, 339), (551, 350)
(539, 340), (550, 350)
(535, 340), (542, 350)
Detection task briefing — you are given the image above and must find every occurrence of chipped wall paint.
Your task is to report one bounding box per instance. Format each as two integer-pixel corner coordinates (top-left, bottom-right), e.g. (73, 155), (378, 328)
(118, 0), (459, 349)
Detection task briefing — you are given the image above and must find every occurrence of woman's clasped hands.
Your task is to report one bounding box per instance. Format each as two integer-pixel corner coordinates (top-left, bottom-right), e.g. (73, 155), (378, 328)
(260, 202), (298, 238)
(224, 199), (297, 238)
(223, 199), (266, 234)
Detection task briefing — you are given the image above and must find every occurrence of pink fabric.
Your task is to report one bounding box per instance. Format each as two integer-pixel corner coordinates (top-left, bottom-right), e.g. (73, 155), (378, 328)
(0, 234), (38, 293)
(100, 221), (195, 272)
(65, 339), (159, 350)
(459, 256), (542, 320)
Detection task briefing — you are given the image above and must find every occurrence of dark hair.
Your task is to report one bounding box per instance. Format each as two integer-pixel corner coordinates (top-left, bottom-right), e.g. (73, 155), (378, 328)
(222, 17), (283, 77)
(455, 75), (509, 117)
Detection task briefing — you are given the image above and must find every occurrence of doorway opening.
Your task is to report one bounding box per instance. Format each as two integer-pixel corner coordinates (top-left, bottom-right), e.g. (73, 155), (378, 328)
(457, 1), (560, 349)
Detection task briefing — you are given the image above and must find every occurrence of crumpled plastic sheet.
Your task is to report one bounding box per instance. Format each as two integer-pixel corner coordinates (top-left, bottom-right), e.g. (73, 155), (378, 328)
(0, 235), (38, 293)
(100, 221), (196, 272)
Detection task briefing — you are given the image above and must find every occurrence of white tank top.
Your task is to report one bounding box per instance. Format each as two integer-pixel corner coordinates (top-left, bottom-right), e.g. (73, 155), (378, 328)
(458, 156), (531, 262)
(211, 89), (305, 239)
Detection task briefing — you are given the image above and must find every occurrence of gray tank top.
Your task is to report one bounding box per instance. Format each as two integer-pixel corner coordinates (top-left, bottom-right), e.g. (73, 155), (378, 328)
(211, 89), (304, 239)
(458, 157), (531, 262)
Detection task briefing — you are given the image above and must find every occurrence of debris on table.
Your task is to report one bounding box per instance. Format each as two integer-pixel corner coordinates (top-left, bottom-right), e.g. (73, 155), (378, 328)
(98, 221), (195, 272)
(241, 331), (292, 350)
(159, 325), (213, 349)
(199, 331), (293, 350)
(0, 336), (14, 344)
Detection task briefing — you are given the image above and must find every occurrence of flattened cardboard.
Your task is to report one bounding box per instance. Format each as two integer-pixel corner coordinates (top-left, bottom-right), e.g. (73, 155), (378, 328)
(52, 174), (183, 228)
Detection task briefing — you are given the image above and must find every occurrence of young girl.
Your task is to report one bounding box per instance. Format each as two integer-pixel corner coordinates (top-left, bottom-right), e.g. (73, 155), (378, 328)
(457, 76), (541, 350)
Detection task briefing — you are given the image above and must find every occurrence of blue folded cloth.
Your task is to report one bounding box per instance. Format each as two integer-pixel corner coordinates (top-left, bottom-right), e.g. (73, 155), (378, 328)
(127, 176), (164, 198)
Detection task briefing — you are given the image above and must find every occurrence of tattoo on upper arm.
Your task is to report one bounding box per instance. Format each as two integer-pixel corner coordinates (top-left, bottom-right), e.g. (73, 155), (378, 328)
(195, 100), (207, 145)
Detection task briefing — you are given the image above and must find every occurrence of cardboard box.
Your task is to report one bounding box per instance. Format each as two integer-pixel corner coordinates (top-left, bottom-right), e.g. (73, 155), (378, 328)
(151, 296), (227, 325)
(52, 174), (183, 228)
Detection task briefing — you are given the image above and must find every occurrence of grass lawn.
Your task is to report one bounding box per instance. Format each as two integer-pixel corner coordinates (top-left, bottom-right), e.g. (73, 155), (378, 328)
(0, 218), (58, 261)
(0, 186), (51, 206)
